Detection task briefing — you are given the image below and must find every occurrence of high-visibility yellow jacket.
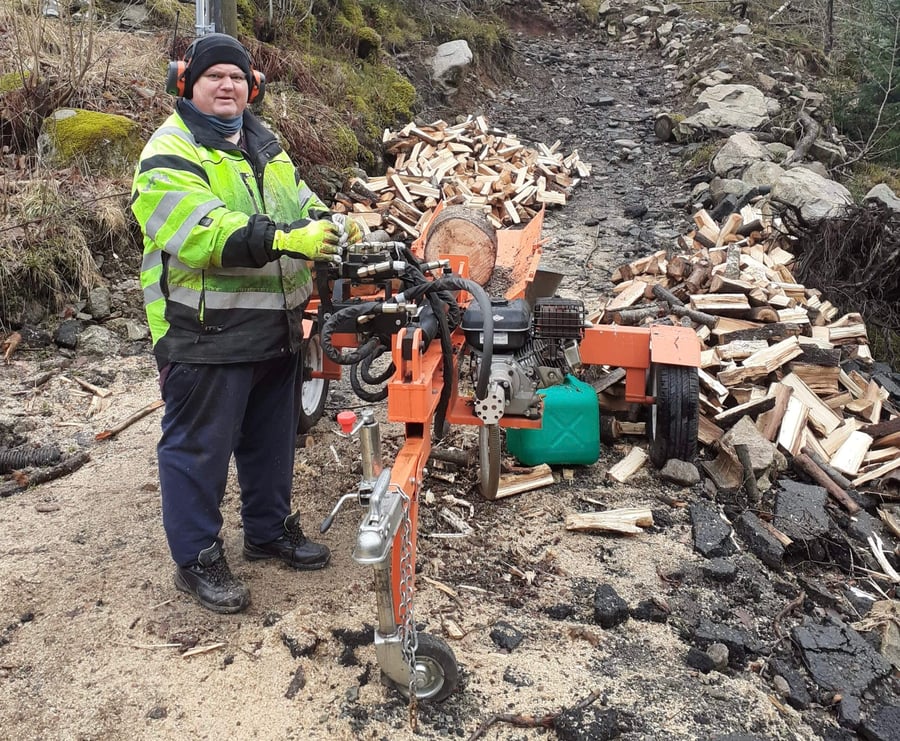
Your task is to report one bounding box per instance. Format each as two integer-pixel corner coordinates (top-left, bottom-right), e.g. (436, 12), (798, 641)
(131, 101), (330, 366)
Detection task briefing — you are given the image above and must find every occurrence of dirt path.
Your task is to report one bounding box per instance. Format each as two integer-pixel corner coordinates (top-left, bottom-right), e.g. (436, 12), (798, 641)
(0, 14), (876, 741)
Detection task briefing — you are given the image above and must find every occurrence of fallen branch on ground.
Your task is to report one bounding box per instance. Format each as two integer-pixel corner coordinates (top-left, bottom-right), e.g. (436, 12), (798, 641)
(467, 688), (603, 741)
(0, 450), (91, 497)
(95, 399), (165, 441)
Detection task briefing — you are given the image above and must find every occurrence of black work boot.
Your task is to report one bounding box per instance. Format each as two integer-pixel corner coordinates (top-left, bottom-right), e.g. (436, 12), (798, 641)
(243, 512), (331, 570)
(174, 542), (250, 614)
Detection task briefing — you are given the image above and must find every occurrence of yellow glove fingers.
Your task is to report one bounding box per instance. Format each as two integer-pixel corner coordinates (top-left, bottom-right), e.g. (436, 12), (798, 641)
(345, 218), (363, 245)
(272, 220), (342, 261)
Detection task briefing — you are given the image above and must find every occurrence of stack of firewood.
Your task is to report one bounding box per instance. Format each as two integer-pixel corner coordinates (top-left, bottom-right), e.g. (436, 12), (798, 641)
(331, 115), (591, 237)
(600, 204), (900, 494)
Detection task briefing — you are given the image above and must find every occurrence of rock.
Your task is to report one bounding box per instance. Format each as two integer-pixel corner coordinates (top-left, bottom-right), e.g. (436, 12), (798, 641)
(700, 558), (737, 583)
(555, 705), (620, 741)
(732, 24), (751, 35)
(630, 599), (668, 623)
(659, 458), (700, 486)
(845, 510), (885, 545)
(706, 642), (729, 671)
(864, 183), (900, 213)
(686, 646), (715, 673)
(770, 167), (853, 222)
(118, 4), (149, 29)
(38, 108), (142, 176)
(692, 619), (757, 667)
(489, 620), (524, 651)
(502, 666), (534, 687)
(764, 142), (793, 161)
(742, 160), (786, 189)
(690, 501), (736, 558)
(105, 318), (149, 341)
(76, 325), (121, 356)
(797, 575), (840, 609)
(810, 139), (847, 167)
(697, 70), (733, 87)
(843, 586), (877, 618)
(681, 85), (771, 134)
(860, 704), (900, 741)
(837, 694), (861, 729)
(735, 511), (784, 569)
(87, 286), (111, 320)
(583, 93), (617, 107)
(712, 132), (771, 178)
(544, 603), (576, 620)
(769, 658), (811, 709)
(792, 619), (892, 693)
(593, 584), (629, 629)
(773, 480), (830, 542)
(53, 319), (83, 349)
(721, 417), (775, 476)
(431, 40), (473, 98)
(708, 177), (750, 204)
(623, 203), (648, 218)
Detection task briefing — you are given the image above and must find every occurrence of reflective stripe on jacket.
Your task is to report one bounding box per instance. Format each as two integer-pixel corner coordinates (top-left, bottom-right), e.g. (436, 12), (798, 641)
(131, 101), (328, 364)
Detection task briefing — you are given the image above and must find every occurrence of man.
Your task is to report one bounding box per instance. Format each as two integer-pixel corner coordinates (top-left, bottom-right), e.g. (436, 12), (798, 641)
(131, 33), (361, 613)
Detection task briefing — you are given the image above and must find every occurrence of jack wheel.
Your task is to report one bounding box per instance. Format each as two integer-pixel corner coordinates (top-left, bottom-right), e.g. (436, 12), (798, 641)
(297, 335), (329, 434)
(478, 424), (501, 500)
(388, 633), (459, 702)
(648, 363), (699, 468)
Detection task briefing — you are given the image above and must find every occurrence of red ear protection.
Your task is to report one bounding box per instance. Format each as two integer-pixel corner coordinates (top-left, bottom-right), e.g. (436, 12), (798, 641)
(165, 40), (266, 104)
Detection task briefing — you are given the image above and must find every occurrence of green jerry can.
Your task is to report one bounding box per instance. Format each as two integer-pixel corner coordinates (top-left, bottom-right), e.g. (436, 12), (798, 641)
(505, 374), (600, 466)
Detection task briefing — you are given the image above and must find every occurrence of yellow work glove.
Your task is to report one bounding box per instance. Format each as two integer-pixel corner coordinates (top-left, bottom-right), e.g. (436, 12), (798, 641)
(271, 220), (341, 261)
(344, 218), (363, 245)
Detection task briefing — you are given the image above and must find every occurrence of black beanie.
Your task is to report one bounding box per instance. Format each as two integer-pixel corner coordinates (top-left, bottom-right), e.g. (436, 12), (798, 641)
(184, 34), (252, 99)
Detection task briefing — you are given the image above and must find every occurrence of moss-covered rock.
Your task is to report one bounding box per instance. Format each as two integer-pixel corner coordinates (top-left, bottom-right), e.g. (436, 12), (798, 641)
(39, 108), (142, 176)
(0, 70), (28, 93)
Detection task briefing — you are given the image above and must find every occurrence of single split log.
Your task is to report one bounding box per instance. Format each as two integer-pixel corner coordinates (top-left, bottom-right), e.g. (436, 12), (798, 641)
(591, 367), (626, 395)
(565, 507), (654, 534)
(495, 464), (555, 499)
(607, 447), (648, 483)
(760, 384), (794, 442)
(2, 331), (22, 363)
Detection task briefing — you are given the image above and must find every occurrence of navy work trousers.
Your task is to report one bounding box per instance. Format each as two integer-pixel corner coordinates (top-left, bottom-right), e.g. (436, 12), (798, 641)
(157, 354), (300, 567)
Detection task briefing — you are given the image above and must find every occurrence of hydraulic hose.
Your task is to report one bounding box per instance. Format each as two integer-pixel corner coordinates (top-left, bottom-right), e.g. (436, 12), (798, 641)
(320, 301), (384, 365)
(360, 344), (395, 384)
(395, 275), (493, 401)
(350, 361), (389, 402)
(318, 275), (493, 402)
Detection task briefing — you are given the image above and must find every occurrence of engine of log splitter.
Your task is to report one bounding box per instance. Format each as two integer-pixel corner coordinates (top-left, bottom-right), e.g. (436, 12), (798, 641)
(460, 296), (587, 423)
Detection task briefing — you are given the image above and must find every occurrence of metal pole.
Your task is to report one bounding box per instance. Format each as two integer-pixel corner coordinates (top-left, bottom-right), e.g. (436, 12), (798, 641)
(195, 0), (214, 36)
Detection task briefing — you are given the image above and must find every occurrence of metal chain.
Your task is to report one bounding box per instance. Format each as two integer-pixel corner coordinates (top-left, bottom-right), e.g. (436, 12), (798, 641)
(395, 486), (418, 728)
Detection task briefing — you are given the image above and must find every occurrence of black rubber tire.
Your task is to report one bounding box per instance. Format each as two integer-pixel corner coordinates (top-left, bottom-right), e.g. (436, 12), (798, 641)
(297, 335), (330, 434)
(648, 363), (699, 469)
(478, 424), (501, 500)
(400, 632), (459, 702)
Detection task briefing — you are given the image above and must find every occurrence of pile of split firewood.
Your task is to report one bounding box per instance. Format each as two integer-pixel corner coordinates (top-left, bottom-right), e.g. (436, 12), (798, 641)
(598, 204), (900, 496)
(331, 115), (590, 237)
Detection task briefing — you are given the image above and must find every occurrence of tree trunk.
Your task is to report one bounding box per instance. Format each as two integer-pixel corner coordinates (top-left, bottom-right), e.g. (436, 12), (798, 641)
(424, 205), (498, 286)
